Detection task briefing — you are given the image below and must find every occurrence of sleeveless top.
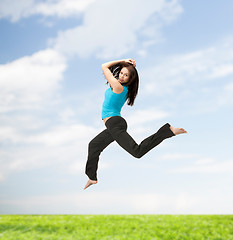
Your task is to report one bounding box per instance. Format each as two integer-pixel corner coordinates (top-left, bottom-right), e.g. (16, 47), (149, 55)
(102, 85), (129, 119)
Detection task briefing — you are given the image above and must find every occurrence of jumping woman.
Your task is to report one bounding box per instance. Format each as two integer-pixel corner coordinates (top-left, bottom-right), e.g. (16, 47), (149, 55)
(84, 58), (187, 189)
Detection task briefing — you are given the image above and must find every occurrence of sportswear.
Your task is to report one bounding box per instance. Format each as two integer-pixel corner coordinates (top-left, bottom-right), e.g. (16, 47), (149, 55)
(101, 85), (128, 119)
(85, 116), (175, 180)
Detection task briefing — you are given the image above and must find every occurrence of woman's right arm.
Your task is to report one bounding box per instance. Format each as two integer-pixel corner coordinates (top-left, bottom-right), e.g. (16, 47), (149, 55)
(101, 59), (135, 91)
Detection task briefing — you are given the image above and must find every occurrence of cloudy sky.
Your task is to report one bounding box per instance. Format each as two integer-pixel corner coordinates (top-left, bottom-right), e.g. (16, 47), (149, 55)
(0, 0), (233, 214)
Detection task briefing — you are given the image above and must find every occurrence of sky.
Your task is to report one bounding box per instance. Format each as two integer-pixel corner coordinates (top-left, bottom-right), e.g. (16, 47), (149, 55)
(0, 0), (233, 214)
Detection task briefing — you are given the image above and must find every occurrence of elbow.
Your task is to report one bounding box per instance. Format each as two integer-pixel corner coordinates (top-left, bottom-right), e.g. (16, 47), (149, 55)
(101, 63), (106, 70)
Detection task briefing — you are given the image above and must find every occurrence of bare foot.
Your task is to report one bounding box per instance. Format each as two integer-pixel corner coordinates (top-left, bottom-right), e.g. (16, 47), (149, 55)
(170, 126), (187, 135)
(84, 179), (98, 190)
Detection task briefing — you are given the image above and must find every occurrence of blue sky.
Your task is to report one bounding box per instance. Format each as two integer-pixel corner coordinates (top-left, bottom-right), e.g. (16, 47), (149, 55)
(0, 0), (233, 214)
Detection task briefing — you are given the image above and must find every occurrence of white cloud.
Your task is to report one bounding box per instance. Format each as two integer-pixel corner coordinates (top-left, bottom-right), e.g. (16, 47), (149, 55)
(0, 122), (99, 146)
(143, 40), (233, 94)
(0, 176), (4, 182)
(142, 49), (211, 96)
(27, 123), (99, 146)
(160, 153), (197, 160)
(157, 153), (233, 174)
(0, 45), (105, 181)
(0, 0), (96, 22)
(158, 153), (233, 174)
(195, 158), (216, 165)
(216, 81), (233, 107)
(0, 121), (101, 180)
(170, 158), (233, 174)
(126, 108), (169, 126)
(0, 0), (34, 22)
(52, 0), (183, 58)
(0, 126), (19, 143)
(140, 37), (233, 112)
(0, 48), (66, 112)
(207, 64), (233, 79)
(33, 0), (96, 18)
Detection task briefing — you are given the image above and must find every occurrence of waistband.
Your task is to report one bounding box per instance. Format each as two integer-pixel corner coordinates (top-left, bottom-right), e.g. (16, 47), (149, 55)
(105, 116), (127, 128)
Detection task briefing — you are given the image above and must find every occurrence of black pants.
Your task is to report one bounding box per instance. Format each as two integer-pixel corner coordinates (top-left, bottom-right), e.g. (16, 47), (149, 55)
(85, 116), (175, 180)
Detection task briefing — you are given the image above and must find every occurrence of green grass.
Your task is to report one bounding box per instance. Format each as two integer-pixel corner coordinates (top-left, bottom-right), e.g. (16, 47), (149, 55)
(0, 215), (232, 240)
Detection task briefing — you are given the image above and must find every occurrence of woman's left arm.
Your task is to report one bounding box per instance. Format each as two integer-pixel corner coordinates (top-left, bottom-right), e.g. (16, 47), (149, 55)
(102, 59), (136, 69)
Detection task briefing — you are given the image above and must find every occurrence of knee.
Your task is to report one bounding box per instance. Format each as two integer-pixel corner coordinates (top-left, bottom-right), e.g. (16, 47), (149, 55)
(132, 152), (143, 159)
(88, 139), (97, 150)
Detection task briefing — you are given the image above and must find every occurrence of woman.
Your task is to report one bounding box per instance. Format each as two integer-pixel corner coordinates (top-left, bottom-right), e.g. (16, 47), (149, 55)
(84, 58), (187, 189)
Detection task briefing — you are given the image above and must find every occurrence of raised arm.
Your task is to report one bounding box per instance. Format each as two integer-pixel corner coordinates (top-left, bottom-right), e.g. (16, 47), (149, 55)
(102, 59), (136, 92)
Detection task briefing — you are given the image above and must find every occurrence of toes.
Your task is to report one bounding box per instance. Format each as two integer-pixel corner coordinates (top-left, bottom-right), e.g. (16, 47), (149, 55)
(84, 181), (91, 190)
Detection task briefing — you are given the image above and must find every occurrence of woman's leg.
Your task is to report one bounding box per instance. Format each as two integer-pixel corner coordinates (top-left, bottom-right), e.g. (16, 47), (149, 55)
(85, 129), (114, 181)
(105, 116), (176, 158)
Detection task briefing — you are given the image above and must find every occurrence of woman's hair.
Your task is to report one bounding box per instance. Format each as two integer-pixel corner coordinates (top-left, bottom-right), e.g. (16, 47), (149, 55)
(108, 62), (139, 106)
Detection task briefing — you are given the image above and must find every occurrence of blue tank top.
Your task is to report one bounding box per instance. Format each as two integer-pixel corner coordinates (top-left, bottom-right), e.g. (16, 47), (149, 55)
(102, 85), (129, 119)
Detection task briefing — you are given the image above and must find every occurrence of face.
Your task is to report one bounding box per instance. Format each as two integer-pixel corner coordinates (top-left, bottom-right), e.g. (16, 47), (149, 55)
(118, 67), (130, 84)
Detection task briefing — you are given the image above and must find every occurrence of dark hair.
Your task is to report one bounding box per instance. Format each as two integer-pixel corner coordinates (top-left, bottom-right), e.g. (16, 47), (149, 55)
(108, 62), (139, 106)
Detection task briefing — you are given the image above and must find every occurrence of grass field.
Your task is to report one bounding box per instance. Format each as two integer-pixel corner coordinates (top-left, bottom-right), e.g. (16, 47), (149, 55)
(0, 215), (232, 240)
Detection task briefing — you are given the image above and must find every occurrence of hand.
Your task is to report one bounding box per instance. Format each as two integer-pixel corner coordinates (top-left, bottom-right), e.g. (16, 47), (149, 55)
(125, 58), (136, 67)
